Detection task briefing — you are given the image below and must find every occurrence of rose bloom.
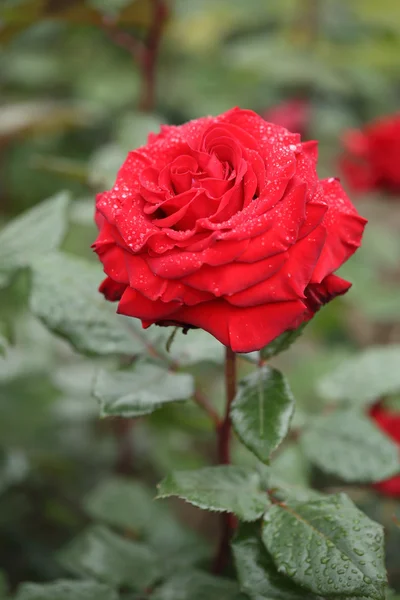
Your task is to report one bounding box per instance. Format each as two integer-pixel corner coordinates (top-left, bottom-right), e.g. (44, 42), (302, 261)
(340, 113), (400, 194)
(370, 404), (400, 497)
(93, 108), (366, 353)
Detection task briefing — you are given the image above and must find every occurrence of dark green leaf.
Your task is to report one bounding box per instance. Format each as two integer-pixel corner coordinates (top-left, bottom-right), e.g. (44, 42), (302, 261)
(151, 570), (245, 600)
(232, 522), (319, 600)
(231, 366), (295, 463)
(58, 525), (161, 590)
(93, 362), (194, 418)
(260, 325), (307, 361)
(15, 580), (117, 600)
(317, 345), (400, 406)
(301, 409), (400, 482)
(0, 192), (69, 285)
(29, 253), (135, 356)
(262, 493), (387, 599)
(157, 466), (268, 522)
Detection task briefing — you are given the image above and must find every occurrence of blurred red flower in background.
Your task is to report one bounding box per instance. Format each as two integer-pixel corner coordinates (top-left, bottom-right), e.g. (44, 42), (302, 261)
(340, 113), (400, 195)
(262, 99), (310, 138)
(370, 404), (400, 497)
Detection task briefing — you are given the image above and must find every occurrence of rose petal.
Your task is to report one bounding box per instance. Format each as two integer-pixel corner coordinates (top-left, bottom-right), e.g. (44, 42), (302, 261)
(311, 178), (367, 283)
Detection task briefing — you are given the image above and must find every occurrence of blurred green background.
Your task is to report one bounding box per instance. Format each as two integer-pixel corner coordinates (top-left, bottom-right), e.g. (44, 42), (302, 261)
(0, 0), (400, 596)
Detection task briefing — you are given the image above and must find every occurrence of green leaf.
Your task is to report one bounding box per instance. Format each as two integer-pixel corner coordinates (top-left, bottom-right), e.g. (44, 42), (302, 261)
(231, 366), (295, 463)
(58, 525), (161, 590)
(15, 580), (117, 600)
(262, 493), (387, 600)
(84, 476), (158, 534)
(168, 328), (224, 365)
(260, 325), (307, 360)
(116, 111), (164, 153)
(317, 345), (400, 407)
(301, 409), (400, 483)
(29, 253), (135, 356)
(157, 466), (268, 522)
(93, 362), (194, 418)
(151, 570), (245, 600)
(88, 144), (126, 189)
(0, 335), (6, 357)
(0, 192), (70, 285)
(232, 522), (318, 600)
(270, 444), (310, 488)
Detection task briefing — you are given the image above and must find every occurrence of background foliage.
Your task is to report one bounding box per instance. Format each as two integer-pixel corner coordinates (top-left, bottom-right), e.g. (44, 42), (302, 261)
(0, 0), (400, 598)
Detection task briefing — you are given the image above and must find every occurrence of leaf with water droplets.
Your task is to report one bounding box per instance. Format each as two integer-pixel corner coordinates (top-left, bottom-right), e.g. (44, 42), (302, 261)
(260, 324), (307, 360)
(301, 409), (399, 483)
(262, 493), (387, 599)
(93, 361), (194, 418)
(157, 466), (269, 522)
(317, 345), (400, 407)
(29, 252), (135, 356)
(232, 522), (321, 600)
(231, 366), (295, 463)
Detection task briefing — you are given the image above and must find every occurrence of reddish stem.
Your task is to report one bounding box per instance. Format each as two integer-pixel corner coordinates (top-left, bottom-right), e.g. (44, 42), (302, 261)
(102, 0), (168, 113)
(138, 0), (168, 112)
(213, 346), (237, 573)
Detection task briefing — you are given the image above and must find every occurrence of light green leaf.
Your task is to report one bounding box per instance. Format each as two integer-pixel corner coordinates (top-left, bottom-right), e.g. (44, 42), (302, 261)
(270, 444), (310, 488)
(262, 493), (387, 600)
(0, 192), (70, 284)
(157, 465), (268, 522)
(88, 144), (126, 189)
(93, 362), (194, 418)
(151, 570), (245, 600)
(260, 325), (307, 361)
(116, 111), (164, 152)
(231, 367), (295, 463)
(317, 345), (400, 406)
(0, 335), (6, 357)
(84, 477), (157, 534)
(232, 522), (319, 600)
(301, 409), (399, 483)
(168, 328), (224, 365)
(29, 253), (135, 356)
(58, 525), (160, 590)
(15, 580), (117, 600)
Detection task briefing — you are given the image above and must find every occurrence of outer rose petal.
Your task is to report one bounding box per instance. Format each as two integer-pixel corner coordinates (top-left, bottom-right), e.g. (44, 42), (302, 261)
(163, 298), (307, 353)
(369, 404), (400, 497)
(311, 178), (367, 283)
(99, 278), (127, 302)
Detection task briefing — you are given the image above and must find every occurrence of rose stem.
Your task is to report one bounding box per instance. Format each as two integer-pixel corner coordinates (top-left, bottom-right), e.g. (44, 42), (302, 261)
(138, 0), (168, 112)
(213, 346), (237, 573)
(101, 0), (168, 113)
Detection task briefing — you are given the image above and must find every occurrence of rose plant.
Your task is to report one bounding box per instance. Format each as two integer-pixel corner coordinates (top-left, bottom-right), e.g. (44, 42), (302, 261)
(1, 113), (400, 599)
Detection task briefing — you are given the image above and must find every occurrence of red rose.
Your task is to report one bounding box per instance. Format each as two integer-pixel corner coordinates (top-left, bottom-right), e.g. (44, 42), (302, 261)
(340, 113), (400, 194)
(93, 108), (366, 353)
(370, 404), (400, 497)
